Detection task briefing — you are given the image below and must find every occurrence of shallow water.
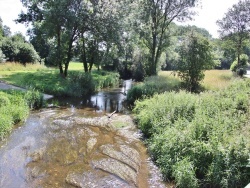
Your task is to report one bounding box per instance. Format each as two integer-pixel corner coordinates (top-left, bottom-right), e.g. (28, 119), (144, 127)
(0, 80), (167, 188)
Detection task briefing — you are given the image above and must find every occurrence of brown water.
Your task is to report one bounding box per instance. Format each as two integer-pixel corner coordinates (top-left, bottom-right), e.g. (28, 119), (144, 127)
(0, 80), (167, 188)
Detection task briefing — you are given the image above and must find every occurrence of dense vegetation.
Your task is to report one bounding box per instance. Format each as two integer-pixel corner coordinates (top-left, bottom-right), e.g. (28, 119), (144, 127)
(133, 79), (250, 187)
(0, 62), (119, 97)
(0, 18), (39, 64)
(0, 0), (250, 186)
(0, 90), (44, 139)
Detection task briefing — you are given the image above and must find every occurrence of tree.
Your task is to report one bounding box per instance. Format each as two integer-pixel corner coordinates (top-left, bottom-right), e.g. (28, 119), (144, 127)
(217, 0), (250, 70)
(139, 0), (199, 76)
(0, 49), (5, 63)
(177, 33), (214, 92)
(0, 33), (39, 64)
(230, 54), (249, 76)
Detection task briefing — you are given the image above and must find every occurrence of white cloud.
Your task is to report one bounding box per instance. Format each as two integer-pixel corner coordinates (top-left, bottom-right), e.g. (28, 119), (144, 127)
(180, 0), (240, 38)
(0, 0), (28, 36)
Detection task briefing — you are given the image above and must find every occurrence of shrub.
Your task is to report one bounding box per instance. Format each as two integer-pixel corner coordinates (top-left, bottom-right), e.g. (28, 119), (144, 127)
(24, 89), (44, 109)
(230, 54), (248, 76)
(173, 158), (199, 188)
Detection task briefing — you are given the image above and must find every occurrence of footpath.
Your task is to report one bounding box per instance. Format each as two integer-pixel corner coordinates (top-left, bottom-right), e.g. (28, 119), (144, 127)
(0, 81), (53, 100)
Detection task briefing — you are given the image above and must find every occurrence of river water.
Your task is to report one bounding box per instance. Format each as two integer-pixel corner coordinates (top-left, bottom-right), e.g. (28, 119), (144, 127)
(0, 80), (168, 188)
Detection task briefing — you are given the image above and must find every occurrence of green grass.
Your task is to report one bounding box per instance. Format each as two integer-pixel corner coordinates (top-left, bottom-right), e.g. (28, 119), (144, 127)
(159, 70), (235, 91)
(0, 90), (44, 140)
(133, 79), (250, 187)
(128, 70), (235, 105)
(127, 75), (181, 104)
(0, 62), (119, 97)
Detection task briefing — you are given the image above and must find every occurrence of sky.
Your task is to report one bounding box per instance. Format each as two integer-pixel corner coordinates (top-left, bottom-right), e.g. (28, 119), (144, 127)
(0, 0), (240, 39)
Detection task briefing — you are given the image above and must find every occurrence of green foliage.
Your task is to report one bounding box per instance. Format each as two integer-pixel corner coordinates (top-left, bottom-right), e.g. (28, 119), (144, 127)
(0, 49), (5, 63)
(0, 91), (28, 139)
(173, 158), (199, 188)
(16, 42), (40, 64)
(0, 89), (45, 139)
(3, 70), (119, 97)
(24, 89), (44, 109)
(133, 79), (250, 187)
(230, 54), (248, 76)
(127, 75), (181, 105)
(177, 33), (214, 92)
(0, 34), (40, 64)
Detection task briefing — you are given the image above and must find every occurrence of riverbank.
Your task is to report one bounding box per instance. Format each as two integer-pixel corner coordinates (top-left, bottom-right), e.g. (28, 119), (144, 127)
(0, 81), (53, 100)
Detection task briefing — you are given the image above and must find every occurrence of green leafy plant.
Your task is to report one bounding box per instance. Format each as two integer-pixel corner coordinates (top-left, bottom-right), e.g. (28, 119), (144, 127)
(133, 79), (250, 187)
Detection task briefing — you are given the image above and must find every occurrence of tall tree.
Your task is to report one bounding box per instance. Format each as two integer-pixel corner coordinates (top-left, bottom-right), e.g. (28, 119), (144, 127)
(139, 0), (199, 75)
(217, 0), (250, 68)
(177, 33), (214, 92)
(18, 0), (85, 77)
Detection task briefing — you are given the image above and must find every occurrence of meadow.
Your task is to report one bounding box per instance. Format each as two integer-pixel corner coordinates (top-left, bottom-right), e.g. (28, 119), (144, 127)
(127, 70), (236, 105)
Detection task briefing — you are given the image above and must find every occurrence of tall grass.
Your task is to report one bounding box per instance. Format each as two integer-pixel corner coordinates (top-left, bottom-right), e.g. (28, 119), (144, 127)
(159, 70), (235, 91)
(133, 79), (250, 187)
(0, 62), (46, 72)
(127, 75), (181, 104)
(202, 70), (235, 90)
(0, 90), (44, 139)
(2, 69), (119, 97)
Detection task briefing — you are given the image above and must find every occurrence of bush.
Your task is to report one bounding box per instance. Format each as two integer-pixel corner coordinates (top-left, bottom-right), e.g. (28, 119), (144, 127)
(133, 79), (250, 187)
(230, 54), (248, 76)
(0, 91), (29, 139)
(24, 89), (44, 109)
(173, 158), (199, 188)
(0, 89), (45, 139)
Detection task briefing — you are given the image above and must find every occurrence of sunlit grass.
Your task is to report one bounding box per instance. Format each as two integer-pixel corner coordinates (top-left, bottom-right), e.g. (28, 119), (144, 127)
(68, 62), (84, 70)
(202, 70), (235, 90)
(0, 62), (47, 71)
(159, 70), (236, 91)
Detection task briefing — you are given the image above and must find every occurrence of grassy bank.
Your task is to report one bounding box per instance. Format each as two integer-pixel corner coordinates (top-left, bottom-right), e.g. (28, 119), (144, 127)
(0, 62), (119, 97)
(133, 79), (250, 187)
(0, 90), (44, 139)
(127, 70), (235, 105)
(127, 75), (181, 104)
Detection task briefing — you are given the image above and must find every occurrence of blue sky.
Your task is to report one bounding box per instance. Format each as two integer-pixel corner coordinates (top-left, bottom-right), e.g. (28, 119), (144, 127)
(0, 0), (240, 38)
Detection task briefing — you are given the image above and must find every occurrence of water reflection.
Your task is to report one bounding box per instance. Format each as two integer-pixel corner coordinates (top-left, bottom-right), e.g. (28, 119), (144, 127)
(48, 79), (132, 113)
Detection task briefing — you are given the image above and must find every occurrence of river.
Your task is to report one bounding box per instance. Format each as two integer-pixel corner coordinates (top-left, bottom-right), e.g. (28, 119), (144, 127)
(0, 80), (168, 188)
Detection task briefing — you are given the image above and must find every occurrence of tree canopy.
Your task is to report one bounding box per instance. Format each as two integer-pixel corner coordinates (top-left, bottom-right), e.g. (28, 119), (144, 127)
(217, 0), (250, 70)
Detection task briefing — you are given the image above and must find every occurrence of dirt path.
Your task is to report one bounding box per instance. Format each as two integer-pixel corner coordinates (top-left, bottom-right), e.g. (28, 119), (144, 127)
(0, 81), (53, 100)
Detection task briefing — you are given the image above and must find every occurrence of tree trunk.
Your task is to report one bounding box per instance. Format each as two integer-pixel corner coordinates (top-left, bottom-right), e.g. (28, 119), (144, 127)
(82, 37), (88, 72)
(57, 29), (63, 75)
(151, 9), (157, 76)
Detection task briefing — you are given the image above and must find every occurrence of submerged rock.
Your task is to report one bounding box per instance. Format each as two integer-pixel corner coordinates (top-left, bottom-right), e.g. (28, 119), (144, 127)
(66, 171), (133, 188)
(100, 144), (140, 172)
(92, 158), (137, 186)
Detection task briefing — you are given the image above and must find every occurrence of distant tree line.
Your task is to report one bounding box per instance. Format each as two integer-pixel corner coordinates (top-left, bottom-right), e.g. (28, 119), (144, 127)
(0, 18), (39, 64)
(1, 0), (249, 80)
